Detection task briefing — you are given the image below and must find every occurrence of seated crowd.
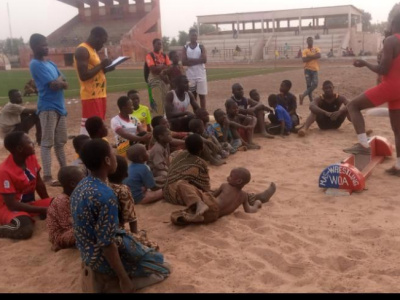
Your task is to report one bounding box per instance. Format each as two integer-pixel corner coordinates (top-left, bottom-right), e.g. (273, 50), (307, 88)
(0, 53), (353, 293)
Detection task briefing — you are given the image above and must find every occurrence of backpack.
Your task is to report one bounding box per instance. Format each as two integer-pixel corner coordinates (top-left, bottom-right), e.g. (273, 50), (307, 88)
(144, 52), (167, 83)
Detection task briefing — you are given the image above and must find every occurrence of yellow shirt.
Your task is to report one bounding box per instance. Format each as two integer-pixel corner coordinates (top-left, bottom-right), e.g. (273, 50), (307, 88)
(74, 43), (107, 100)
(302, 47), (321, 71)
(131, 105), (152, 131)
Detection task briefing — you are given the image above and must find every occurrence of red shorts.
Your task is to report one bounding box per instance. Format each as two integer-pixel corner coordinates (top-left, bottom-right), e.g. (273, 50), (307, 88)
(0, 198), (52, 225)
(237, 128), (249, 143)
(82, 98), (107, 120)
(365, 82), (400, 110)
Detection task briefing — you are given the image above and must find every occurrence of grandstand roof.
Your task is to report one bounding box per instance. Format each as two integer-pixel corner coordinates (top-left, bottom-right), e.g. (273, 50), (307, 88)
(57, 0), (114, 8)
(198, 5), (364, 24)
(57, 0), (81, 8)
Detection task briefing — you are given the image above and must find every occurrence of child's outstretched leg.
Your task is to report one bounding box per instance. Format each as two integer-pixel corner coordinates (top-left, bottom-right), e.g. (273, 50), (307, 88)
(255, 183), (277, 203)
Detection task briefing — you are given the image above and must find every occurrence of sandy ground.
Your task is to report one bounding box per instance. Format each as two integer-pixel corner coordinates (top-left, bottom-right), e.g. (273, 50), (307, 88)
(1, 61), (400, 293)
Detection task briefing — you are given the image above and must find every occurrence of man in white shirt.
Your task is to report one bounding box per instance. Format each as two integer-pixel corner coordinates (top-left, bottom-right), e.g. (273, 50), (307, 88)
(182, 29), (208, 110)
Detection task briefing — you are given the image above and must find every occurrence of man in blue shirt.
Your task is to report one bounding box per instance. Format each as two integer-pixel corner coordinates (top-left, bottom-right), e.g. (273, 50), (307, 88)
(29, 34), (68, 186)
(267, 94), (293, 136)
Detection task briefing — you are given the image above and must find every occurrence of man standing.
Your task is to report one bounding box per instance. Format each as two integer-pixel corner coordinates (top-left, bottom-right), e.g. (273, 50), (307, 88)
(74, 27), (113, 135)
(345, 14), (400, 177)
(299, 37), (321, 105)
(182, 29), (208, 109)
(29, 34), (68, 186)
(146, 38), (171, 117)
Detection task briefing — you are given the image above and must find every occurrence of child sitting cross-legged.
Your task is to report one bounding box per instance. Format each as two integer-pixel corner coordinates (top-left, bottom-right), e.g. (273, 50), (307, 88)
(47, 166), (85, 252)
(108, 155), (159, 250)
(266, 94), (293, 137)
(148, 125), (173, 187)
(123, 144), (164, 205)
(188, 119), (226, 166)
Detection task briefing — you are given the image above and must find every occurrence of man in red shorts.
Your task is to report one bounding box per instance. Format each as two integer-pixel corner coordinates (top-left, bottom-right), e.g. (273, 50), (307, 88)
(345, 14), (400, 176)
(0, 132), (52, 240)
(74, 27), (114, 135)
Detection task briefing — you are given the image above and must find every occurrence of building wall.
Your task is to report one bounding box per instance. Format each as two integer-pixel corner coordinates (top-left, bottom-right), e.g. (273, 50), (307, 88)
(350, 28), (382, 56)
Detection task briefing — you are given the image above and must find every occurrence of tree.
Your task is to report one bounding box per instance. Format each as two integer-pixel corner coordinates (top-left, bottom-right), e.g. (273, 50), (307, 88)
(178, 31), (189, 46)
(361, 10), (372, 32)
(162, 36), (170, 52)
(370, 22), (388, 34)
(190, 23), (218, 35)
(4, 37), (24, 55)
(170, 38), (178, 47)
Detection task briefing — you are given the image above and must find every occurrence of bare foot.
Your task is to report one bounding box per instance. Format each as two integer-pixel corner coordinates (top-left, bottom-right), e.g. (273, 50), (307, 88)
(256, 183), (277, 203)
(247, 143), (261, 150)
(210, 157), (227, 166)
(195, 201), (209, 216)
(299, 94), (305, 105)
(262, 132), (275, 139)
(237, 146), (248, 152)
(298, 129), (306, 137)
(185, 213), (205, 223)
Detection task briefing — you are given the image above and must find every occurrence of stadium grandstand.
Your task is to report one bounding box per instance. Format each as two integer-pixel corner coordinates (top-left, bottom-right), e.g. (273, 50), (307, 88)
(195, 5), (382, 62)
(19, 0), (161, 67)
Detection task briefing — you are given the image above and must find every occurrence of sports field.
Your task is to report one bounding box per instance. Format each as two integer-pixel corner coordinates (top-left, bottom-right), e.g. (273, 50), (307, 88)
(0, 67), (295, 105)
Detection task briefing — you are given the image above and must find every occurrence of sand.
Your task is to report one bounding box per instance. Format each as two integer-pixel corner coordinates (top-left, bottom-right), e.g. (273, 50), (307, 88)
(1, 62), (400, 293)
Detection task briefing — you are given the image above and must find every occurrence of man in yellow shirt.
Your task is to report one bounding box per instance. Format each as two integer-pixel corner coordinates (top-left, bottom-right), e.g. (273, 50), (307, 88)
(299, 37), (321, 105)
(74, 27), (114, 135)
(128, 90), (152, 132)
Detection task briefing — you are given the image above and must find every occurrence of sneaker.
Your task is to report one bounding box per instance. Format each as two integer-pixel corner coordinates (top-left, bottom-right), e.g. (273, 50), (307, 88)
(343, 143), (371, 155)
(385, 166), (400, 176)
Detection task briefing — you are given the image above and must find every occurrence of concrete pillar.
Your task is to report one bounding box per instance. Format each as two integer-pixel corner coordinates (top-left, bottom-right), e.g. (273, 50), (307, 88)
(78, 1), (85, 21)
(102, 0), (113, 16)
(119, 0), (129, 16)
(232, 22), (235, 31)
(243, 22), (246, 31)
(267, 21), (269, 31)
(287, 19), (290, 28)
(252, 21), (255, 31)
(90, 1), (99, 21)
(261, 19), (264, 33)
(348, 12), (352, 30)
(272, 19), (275, 33)
(299, 17), (302, 33)
(136, 0), (145, 13)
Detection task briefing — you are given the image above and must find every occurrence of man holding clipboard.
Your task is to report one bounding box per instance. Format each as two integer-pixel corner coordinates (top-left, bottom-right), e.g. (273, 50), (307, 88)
(74, 27), (115, 135)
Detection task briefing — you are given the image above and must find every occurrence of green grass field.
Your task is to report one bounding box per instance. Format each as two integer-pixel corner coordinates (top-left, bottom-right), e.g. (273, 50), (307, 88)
(0, 67), (296, 105)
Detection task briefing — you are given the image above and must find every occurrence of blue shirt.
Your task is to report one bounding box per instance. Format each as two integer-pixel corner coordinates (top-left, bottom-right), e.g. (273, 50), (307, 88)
(275, 105), (293, 131)
(71, 176), (167, 277)
(123, 163), (156, 203)
(29, 59), (67, 116)
(211, 122), (233, 142)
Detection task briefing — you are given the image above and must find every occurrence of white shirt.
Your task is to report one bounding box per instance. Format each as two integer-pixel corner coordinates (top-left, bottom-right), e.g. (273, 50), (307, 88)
(111, 114), (141, 146)
(185, 43), (206, 79)
(172, 90), (190, 114)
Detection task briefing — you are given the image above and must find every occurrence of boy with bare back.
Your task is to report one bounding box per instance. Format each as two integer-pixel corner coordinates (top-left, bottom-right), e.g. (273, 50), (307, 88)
(213, 168), (276, 218)
(167, 134), (276, 225)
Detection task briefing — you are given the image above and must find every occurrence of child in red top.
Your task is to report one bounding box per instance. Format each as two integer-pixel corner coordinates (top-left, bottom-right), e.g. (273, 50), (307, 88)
(0, 131), (52, 240)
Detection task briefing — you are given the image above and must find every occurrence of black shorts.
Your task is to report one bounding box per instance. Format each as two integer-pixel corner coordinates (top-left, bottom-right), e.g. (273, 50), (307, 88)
(316, 114), (346, 130)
